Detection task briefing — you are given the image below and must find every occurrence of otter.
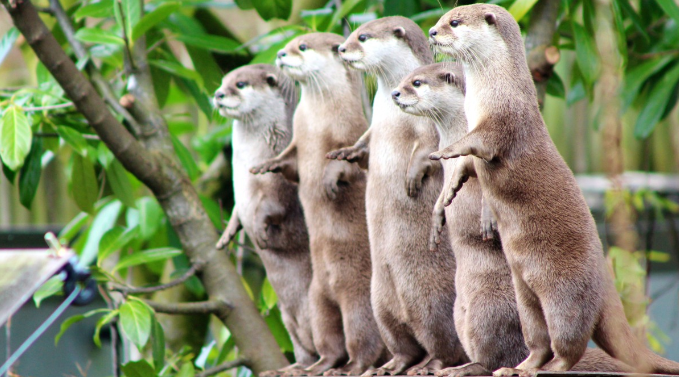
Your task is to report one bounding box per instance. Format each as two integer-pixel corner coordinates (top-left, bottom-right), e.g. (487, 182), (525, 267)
(250, 33), (386, 376)
(213, 64), (317, 375)
(328, 17), (466, 376)
(428, 4), (679, 376)
(393, 62), (635, 377)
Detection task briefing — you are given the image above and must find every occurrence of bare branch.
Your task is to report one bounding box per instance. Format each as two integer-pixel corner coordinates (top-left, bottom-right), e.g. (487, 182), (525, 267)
(110, 264), (200, 294)
(196, 358), (248, 377)
(23, 102), (73, 111)
(34, 132), (100, 140)
(144, 299), (233, 317)
(34, 5), (53, 14)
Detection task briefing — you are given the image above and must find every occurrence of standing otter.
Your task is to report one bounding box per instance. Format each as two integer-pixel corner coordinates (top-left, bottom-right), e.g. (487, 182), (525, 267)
(328, 17), (466, 376)
(250, 33), (386, 376)
(428, 4), (679, 376)
(213, 64), (317, 375)
(393, 62), (635, 377)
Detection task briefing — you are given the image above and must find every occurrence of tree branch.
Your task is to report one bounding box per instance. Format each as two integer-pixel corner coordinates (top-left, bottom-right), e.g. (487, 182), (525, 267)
(524, 0), (561, 107)
(23, 102), (73, 111)
(144, 299), (233, 317)
(35, 132), (99, 140)
(110, 264), (200, 294)
(196, 358), (248, 377)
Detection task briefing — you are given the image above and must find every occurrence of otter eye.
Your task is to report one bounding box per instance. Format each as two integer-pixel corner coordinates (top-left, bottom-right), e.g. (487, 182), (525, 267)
(450, 20), (460, 27)
(299, 44), (307, 51)
(413, 80), (421, 87)
(236, 81), (247, 89)
(358, 34), (368, 42)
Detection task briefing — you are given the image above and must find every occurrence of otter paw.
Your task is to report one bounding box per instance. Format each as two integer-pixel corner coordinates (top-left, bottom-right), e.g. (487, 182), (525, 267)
(406, 367), (434, 376)
(360, 368), (391, 377)
(250, 160), (281, 175)
(437, 363), (490, 377)
(259, 370), (280, 377)
(327, 146), (366, 162)
(322, 368), (349, 376)
(492, 367), (536, 377)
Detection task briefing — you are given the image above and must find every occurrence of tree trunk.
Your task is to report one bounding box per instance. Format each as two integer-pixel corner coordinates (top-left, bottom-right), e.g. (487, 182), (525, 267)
(1, 0), (288, 372)
(524, 0), (561, 107)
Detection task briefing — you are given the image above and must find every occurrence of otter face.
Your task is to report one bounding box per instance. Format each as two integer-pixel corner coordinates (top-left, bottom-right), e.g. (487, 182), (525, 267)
(214, 64), (282, 119)
(428, 4), (502, 62)
(275, 33), (345, 82)
(392, 63), (465, 117)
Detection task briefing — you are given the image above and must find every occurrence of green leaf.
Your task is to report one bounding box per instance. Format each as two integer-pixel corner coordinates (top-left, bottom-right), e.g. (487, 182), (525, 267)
(56, 126), (89, 156)
(99, 226), (139, 262)
(508, 0), (539, 22)
(122, 360), (157, 377)
(2, 161), (16, 184)
(55, 315), (85, 345)
(175, 77), (213, 120)
(94, 309), (119, 347)
(572, 22), (600, 87)
(546, 71), (565, 99)
(148, 60), (203, 86)
(33, 275), (63, 308)
(74, 27), (125, 46)
(74, 0), (114, 20)
(611, 0), (627, 64)
(106, 160), (136, 208)
(81, 200), (123, 266)
(113, 247), (183, 271)
(71, 153), (99, 214)
(18, 137), (43, 209)
(260, 277), (278, 311)
(327, 0), (362, 31)
(567, 79), (586, 106)
(251, 0), (292, 20)
(647, 250), (671, 263)
(0, 27), (19, 66)
(176, 363), (195, 377)
(131, 3), (180, 41)
(59, 212), (90, 242)
(137, 196), (163, 239)
(383, 0), (418, 17)
(151, 319), (165, 372)
(622, 56), (674, 111)
(617, 0), (649, 42)
(170, 134), (199, 180)
(119, 300), (152, 348)
(175, 34), (241, 54)
(264, 306), (294, 352)
(150, 66), (171, 108)
(216, 335), (236, 364)
(0, 105), (32, 171)
(121, 0), (141, 43)
(634, 63), (679, 139)
(657, 0), (679, 25)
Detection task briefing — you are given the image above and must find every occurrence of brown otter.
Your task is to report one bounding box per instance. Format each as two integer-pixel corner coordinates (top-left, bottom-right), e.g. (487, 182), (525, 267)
(250, 33), (386, 376)
(428, 4), (679, 376)
(213, 64), (317, 375)
(393, 62), (635, 377)
(328, 17), (466, 376)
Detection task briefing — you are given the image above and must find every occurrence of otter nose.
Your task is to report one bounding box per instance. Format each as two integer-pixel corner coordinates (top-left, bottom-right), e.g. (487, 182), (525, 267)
(391, 90), (401, 100)
(429, 28), (437, 37)
(277, 50), (286, 58)
(215, 91), (225, 99)
(338, 45), (346, 53)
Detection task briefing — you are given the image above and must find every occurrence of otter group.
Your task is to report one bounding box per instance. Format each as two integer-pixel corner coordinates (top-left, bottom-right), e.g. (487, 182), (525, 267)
(213, 4), (679, 377)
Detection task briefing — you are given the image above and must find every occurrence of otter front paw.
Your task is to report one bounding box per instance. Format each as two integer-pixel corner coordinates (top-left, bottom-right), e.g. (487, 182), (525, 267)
(429, 202), (446, 251)
(250, 159), (282, 175)
(481, 203), (498, 241)
(327, 145), (367, 162)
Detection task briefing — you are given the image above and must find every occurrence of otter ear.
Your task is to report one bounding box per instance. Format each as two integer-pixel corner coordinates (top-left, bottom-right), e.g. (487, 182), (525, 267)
(393, 26), (406, 38)
(331, 43), (340, 54)
(440, 72), (455, 85)
(484, 12), (497, 25)
(266, 73), (277, 87)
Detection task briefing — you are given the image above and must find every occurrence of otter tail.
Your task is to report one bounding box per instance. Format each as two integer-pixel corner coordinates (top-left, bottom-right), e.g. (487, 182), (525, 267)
(593, 281), (679, 374)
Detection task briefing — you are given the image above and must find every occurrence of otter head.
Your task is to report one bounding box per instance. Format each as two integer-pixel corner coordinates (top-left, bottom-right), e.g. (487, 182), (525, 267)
(428, 4), (514, 64)
(337, 16), (433, 73)
(275, 32), (346, 84)
(392, 62), (465, 117)
(214, 64), (289, 119)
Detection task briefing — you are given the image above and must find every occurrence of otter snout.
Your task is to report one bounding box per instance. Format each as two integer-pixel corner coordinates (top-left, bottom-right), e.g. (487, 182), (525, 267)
(391, 90), (401, 100)
(429, 28), (437, 37)
(277, 50), (286, 58)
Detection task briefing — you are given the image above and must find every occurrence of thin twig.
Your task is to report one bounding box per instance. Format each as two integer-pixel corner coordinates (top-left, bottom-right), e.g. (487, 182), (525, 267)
(144, 299), (233, 316)
(34, 132), (100, 140)
(34, 6), (54, 14)
(195, 357), (248, 377)
(23, 102), (74, 111)
(110, 264), (200, 294)
(98, 286), (120, 377)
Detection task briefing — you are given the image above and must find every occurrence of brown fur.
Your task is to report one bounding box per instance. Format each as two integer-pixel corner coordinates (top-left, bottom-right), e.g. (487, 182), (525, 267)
(250, 33), (386, 376)
(329, 18), (466, 376)
(394, 62), (635, 377)
(214, 64), (316, 374)
(429, 4), (679, 376)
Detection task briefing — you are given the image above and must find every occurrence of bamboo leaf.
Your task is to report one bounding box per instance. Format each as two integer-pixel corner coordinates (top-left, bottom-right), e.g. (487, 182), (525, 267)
(119, 300), (152, 348)
(634, 63), (679, 139)
(0, 27), (19, 66)
(657, 0), (679, 25)
(71, 153), (98, 214)
(175, 34), (241, 54)
(59, 212), (90, 242)
(546, 71), (565, 99)
(33, 275), (62, 308)
(55, 315), (85, 345)
(121, 0), (141, 43)
(260, 277), (278, 311)
(131, 2), (180, 41)
(0, 105), (32, 171)
(74, 0), (114, 20)
(622, 56), (674, 111)
(151, 319), (165, 372)
(18, 137), (42, 209)
(572, 22), (600, 87)
(106, 160), (136, 208)
(113, 247), (182, 271)
(56, 126), (89, 156)
(74, 27), (125, 46)
(508, 0), (539, 22)
(148, 60), (203, 86)
(170, 134), (199, 180)
(251, 0), (292, 21)
(176, 363), (195, 377)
